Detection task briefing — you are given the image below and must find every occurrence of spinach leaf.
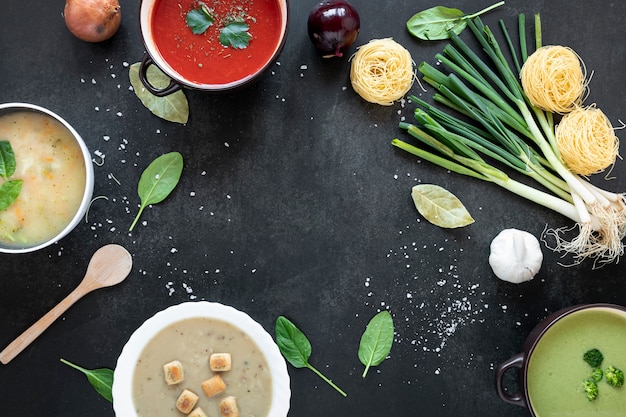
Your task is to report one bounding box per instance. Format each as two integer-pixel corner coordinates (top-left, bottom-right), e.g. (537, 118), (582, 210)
(0, 180), (23, 211)
(0, 141), (16, 179)
(219, 22), (251, 49)
(275, 316), (347, 397)
(186, 6), (214, 35)
(60, 359), (113, 402)
(411, 184), (474, 228)
(129, 63), (189, 124)
(358, 310), (394, 378)
(129, 152), (183, 231)
(406, 1), (504, 40)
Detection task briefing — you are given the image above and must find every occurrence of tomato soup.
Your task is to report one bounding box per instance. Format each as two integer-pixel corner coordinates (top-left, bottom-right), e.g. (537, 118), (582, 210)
(150, 0), (283, 85)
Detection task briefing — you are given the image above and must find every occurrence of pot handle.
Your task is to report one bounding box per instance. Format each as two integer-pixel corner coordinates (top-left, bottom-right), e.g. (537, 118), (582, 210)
(494, 352), (527, 407)
(138, 54), (181, 97)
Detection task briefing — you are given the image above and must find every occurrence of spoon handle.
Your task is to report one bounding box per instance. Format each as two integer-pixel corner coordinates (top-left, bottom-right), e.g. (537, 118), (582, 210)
(0, 286), (89, 365)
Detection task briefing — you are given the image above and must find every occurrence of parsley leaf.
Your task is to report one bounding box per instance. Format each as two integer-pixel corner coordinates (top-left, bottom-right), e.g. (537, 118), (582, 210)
(186, 6), (214, 35)
(219, 22), (251, 49)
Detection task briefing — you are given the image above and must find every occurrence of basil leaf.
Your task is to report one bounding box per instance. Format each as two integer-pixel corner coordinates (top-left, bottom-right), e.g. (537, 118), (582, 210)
(186, 7), (214, 35)
(275, 316), (312, 368)
(0, 179), (22, 211)
(60, 359), (113, 403)
(406, 1), (505, 41)
(358, 311), (394, 378)
(0, 141), (17, 179)
(275, 316), (348, 397)
(411, 184), (474, 228)
(129, 152), (183, 231)
(219, 22), (251, 49)
(128, 63), (189, 124)
(406, 6), (466, 41)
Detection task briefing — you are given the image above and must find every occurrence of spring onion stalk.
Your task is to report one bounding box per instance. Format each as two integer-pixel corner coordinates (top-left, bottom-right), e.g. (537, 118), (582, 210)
(393, 15), (626, 266)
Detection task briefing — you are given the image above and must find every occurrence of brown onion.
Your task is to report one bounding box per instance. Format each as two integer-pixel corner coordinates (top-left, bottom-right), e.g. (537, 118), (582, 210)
(64, 0), (121, 43)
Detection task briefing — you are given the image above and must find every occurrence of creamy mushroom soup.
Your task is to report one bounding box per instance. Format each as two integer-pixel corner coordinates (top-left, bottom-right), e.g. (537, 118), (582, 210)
(132, 317), (272, 417)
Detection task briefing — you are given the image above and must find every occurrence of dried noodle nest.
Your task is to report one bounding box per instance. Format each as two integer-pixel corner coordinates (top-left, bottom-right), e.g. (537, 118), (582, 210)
(350, 38), (415, 106)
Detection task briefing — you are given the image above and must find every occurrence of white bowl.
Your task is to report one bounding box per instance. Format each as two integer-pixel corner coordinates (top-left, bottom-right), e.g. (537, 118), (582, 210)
(113, 301), (291, 417)
(0, 102), (94, 254)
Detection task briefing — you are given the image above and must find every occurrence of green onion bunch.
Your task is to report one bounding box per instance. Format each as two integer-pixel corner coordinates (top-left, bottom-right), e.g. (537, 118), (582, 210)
(393, 15), (626, 266)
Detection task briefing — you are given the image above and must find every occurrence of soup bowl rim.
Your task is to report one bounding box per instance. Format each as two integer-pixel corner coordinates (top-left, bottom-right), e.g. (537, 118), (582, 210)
(0, 102), (94, 254)
(112, 301), (291, 417)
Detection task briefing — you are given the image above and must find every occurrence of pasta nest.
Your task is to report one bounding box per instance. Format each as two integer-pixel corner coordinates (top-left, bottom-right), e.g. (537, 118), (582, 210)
(521, 45), (588, 114)
(350, 38), (415, 106)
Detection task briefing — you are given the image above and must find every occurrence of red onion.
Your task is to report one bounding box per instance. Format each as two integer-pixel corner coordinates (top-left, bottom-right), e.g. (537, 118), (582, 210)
(307, 0), (360, 58)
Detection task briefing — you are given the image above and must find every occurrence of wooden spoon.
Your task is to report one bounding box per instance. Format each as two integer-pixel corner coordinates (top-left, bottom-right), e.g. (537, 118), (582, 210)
(0, 244), (132, 365)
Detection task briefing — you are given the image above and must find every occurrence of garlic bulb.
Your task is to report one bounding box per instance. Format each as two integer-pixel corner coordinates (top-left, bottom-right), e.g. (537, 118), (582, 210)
(489, 229), (543, 283)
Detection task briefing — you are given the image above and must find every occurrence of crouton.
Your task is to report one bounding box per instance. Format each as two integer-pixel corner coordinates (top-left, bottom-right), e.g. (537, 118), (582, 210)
(209, 353), (232, 371)
(201, 374), (227, 398)
(176, 389), (199, 414)
(163, 360), (184, 385)
(189, 407), (208, 417)
(219, 396), (240, 417)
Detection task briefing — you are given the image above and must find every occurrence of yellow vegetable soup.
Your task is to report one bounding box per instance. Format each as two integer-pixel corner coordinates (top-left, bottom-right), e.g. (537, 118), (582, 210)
(0, 111), (86, 248)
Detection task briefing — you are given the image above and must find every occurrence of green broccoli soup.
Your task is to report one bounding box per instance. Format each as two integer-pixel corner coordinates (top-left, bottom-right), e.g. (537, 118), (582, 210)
(527, 307), (626, 417)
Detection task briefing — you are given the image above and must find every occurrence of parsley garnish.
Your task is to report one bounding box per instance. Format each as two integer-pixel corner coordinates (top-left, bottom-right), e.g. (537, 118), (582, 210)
(186, 6), (214, 35)
(219, 22), (251, 49)
(185, 2), (252, 49)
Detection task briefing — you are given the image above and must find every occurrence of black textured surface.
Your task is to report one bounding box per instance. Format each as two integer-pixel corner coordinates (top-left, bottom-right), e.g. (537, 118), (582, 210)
(1, 1), (626, 416)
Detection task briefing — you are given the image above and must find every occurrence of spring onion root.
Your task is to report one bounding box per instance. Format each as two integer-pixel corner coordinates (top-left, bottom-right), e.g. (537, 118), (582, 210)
(350, 38), (415, 106)
(556, 105), (620, 176)
(394, 16), (626, 267)
(520, 45), (587, 114)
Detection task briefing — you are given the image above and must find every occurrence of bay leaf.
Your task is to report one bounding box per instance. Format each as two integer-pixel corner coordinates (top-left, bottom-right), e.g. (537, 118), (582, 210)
(411, 184), (474, 228)
(129, 63), (189, 124)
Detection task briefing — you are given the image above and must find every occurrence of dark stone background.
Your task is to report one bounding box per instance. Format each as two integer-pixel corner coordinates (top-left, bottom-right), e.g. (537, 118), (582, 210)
(1, 0), (625, 415)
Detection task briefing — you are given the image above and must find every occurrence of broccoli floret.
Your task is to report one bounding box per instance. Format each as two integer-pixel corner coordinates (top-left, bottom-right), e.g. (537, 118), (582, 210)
(583, 379), (599, 401)
(590, 368), (603, 382)
(605, 366), (624, 388)
(583, 349), (604, 368)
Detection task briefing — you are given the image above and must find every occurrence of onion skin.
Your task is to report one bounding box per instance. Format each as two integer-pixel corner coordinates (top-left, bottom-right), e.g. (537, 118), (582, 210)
(64, 0), (121, 43)
(307, 0), (360, 58)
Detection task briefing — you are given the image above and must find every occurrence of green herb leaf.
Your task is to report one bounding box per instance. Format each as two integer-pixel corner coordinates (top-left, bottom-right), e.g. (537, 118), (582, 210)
(275, 316), (347, 397)
(358, 310), (394, 378)
(186, 7), (214, 35)
(128, 63), (189, 124)
(407, 6), (465, 40)
(0, 179), (22, 211)
(219, 21), (251, 49)
(60, 359), (113, 402)
(0, 141), (17, 179)
(411, 184), (474, 228)
(275, 315), (312, 368)
(406, 1), (504, 40)
(129, 152), (184, 231)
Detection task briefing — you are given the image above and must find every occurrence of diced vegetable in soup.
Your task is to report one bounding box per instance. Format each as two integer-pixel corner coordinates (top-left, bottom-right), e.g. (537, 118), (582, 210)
(133, 318), (272, 417)
(0, 111), (86, 248)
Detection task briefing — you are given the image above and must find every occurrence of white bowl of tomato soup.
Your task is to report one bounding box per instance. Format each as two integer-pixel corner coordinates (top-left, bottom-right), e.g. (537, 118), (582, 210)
(113, 301), (291, 417)
(138, 0), (289, 96)
(0, 103), (94, 253)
